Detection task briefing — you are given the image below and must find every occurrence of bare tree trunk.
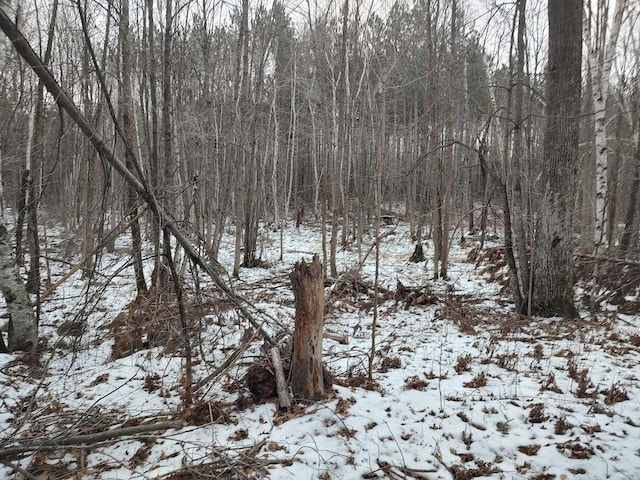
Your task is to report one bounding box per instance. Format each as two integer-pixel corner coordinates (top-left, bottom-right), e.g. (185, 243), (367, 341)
(162, 0), (173, 198)
(499, 0), (529, 313)
(24, 0), (58, 295)
(606, 113), (623, 250)
(242, 29), (267, 268)
(78, 0), (111, 277)
(327, 0), (350, 279)
(438, 0), (458, 280)
(14, 170), (28, 266)
(579, 68), (596, 249)
(80, 41), (95, 277)
(531, 0), (583, 317)
(232, 0), (249, 277)
(162, 227), (192, 406)
(25, 162), (39, 294)
(369, 74), (388, 381)
(619, 111), (640, 254)
(290, 255), (325, 401)
(120, 0), (147, 294)
(147, 0), (161, 275)
(271, 41), (281, 228)
(0, 223), (37, 352)
(589, 0), (627, 250)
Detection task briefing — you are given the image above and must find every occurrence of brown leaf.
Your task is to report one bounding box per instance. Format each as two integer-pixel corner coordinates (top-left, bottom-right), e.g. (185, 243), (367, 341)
(89, 373), (109, 387)
(518, 444), (541, 456)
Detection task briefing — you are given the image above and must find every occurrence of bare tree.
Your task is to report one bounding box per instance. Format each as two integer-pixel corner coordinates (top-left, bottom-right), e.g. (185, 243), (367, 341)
(619, 105), (640, 255)
(531, 0), (583, 317)
(22, 1), (58, 296)
(120, 0), (147, 294)
(586, 0), (628, 251)
(499, 0), (532, 314)
(232, 0), (249, 277)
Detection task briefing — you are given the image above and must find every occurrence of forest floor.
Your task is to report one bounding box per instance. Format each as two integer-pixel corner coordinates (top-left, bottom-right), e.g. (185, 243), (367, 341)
(1, 217), (639, 479)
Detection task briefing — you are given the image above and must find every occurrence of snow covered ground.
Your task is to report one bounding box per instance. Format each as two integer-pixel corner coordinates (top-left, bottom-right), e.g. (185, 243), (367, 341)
(1, 220), (639, 479)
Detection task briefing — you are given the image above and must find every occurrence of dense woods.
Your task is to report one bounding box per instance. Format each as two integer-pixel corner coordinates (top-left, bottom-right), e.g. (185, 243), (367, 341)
(1, 0), (638, 308)
(1, 1), (640, 478)
(0, 0), (636, 382)
(0, 0), (637, 336)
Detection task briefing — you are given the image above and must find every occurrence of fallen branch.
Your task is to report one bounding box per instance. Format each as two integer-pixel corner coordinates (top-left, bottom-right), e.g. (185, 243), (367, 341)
(194, 329), (260, 393)
(575, 253), (640, 267)
(160, 457), (292, 480)
(0, 420), (183, 459)
(271, 347), (291, 411)
(324, 331), (350, 344)
(0, 459), (39, 480)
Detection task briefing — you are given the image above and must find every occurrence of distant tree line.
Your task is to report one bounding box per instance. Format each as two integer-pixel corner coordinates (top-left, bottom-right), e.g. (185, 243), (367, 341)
(0, 0), (638, 320)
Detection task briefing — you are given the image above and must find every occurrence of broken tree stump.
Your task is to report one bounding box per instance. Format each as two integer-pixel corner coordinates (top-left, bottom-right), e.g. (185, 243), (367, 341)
(409, 243), (426, 263)
(289, 255), (325, 401)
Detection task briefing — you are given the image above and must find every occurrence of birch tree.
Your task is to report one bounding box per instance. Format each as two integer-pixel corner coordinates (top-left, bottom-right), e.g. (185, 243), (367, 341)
(0, 221), (37, 352)
(586, 0), (628, 250)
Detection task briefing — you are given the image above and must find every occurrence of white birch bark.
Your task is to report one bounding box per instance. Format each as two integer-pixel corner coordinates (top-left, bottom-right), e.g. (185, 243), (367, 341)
(0, 223), (37, 352)
(26, 101), (36, 172)
(589, 0), (627, 248)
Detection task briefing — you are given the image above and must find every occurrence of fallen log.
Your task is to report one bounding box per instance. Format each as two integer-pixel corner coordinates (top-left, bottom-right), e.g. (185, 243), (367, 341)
(0, 420), (183, 459)
(270, 347), (291, 411)
(324, 331), (350, 344)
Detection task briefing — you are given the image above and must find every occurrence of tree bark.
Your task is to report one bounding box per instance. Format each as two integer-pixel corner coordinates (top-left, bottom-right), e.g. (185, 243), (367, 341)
(14, 170), (28, 266)
(509, 0), (531, 313)
(531, 0), (583, 317)
(0, 223), (37, 352)
(146, 0), (161, 274)
(589, 0), (627, 249)
(24, 0), (57, 295)
(289, 255), (325, 401)
(232, 0), (249, 277)
(120, 0), (147, 294)
(270, 346), (291, 411)
(80, 38), (95, 278)
(619, 111), (640, 254)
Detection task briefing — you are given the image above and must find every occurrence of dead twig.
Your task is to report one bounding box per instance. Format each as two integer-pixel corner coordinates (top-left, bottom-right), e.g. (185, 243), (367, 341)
(194, 329), (261, 393)
(0, 459), (40, 480)
(40, 207), (148, 302)
(160, 458), (291, 479)
(339, 227), (397, 282)
(0, 420), (183, 459)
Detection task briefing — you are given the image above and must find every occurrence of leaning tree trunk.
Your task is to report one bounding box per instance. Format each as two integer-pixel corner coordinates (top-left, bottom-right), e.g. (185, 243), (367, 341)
(0, 223), (37, 352)
(531, 0), (583, 317)
(289, 255), (325, 401)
